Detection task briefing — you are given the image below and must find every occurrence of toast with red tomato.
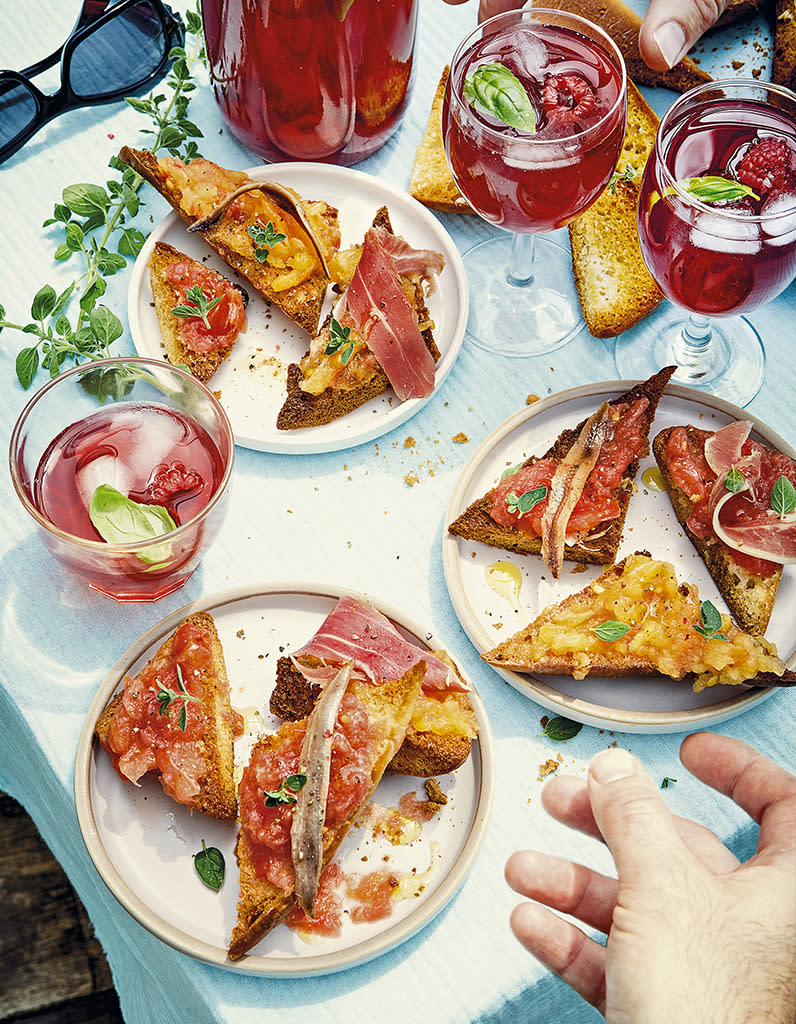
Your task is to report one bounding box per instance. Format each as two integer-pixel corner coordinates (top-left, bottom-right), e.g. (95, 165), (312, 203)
(275, 206), (445, 430)
(95, 612), (242, 820)
(149, 241), (248, 382)
(228, 662), (424, 960)
(448, 366), (675, 578)
(119, 147), (341, 336)
(653, 421), (796, 634)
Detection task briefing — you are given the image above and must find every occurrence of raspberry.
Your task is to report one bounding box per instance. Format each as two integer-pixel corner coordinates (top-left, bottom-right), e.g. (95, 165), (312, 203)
(147, 461), (203, 504)
(541, 73), (595, 124)
(735, 137), (794, 194)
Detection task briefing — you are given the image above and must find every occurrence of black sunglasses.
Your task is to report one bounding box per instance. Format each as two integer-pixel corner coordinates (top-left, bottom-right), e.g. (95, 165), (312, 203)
(0, 0), (185, 165)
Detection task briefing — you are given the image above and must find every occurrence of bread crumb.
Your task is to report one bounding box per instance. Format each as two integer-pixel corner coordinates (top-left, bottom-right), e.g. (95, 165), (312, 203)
(527, 394), (540, 405)
(404, 472), (419, 487)
(452, 432), (469, 444)
(404, 436), (416, 448)
(538, 758), (560, 779)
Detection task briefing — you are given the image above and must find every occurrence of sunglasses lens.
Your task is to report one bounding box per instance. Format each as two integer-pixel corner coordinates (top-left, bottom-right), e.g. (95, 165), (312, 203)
(0, 78), (38, 152)
(69, 0), (170, 97)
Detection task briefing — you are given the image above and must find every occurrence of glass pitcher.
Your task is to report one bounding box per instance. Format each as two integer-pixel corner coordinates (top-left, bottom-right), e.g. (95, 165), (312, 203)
(201, 0), (418, 164)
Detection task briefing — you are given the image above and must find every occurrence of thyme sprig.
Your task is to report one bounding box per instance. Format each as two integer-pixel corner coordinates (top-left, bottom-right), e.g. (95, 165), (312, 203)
(1, 3), (207, 390)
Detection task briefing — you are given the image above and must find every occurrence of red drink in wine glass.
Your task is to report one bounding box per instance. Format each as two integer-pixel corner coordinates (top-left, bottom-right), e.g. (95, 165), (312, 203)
(616, 79), (796, 407)
(443, 8), (626, 356)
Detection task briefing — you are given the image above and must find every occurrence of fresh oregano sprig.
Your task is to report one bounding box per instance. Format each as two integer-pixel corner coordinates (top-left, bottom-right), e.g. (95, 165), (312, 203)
(1, 2), (207, 390)
(157, 664), (200, 731)
(172, 284), (222, 329)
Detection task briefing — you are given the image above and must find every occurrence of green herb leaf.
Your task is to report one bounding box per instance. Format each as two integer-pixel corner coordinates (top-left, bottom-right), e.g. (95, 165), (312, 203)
(500, 463), (524, 480)
(249, 220), (287, 262)
(171, 284), (222, 330)
(693, 599), (728, 642)
(594, 619), (631, 642)
(264, 773), (308, 807)
(771, 475), (796, 518)
(608, 164), (636, 194)
(681, 175), (760, 204)
(89, 484), (177, 563)
(463, 62), (537, 132)
(724, 465), (745, 493)
(660, 777), (677, 789)
(539, 716), (583, 742)
(157, 664), (200, 726)
(194, 840), (225, 890)
(506, 486), (547, 518)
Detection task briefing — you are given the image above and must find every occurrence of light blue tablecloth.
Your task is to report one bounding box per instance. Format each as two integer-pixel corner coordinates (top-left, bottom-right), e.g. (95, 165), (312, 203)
(1, 2), (794, 1022)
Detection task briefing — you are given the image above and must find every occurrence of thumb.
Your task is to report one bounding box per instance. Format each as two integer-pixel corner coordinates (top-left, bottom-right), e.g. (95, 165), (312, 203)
(638, 0), (729, 71)
(587, 747), (689, 884)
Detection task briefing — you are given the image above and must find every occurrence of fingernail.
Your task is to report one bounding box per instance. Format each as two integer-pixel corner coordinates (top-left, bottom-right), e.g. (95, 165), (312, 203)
(589, 747), (636, 783)
(653, 21), (688, 68)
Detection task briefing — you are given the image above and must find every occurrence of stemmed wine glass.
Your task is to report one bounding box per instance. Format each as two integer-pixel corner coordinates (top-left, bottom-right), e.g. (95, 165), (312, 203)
(442, 7), (627, 356)
(615, 79), (796, 407)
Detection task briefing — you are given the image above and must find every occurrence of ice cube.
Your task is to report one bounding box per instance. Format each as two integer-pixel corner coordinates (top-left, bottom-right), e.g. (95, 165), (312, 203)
(509, 24), (549, 80)
(690, 211), (761, 254)
(761, 190), (796, 246)
(75, 454), (134, 510)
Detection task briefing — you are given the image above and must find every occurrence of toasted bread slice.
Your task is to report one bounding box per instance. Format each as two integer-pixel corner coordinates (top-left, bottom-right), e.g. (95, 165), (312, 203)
(275, 206), (441, 431)
(482, 552), (789, 691)
(409, 66), (472, 215)
(228, 665), (424, 960)
(773, 0), (796, 89)
(529, 0), (711, 92)
(119, 147), (339, 336)
(653, 426), (784, 635)
(569, 80), (664, 338)
(148, 241), (247, 382)
(270, 650), (477, 777)
(95, 612), (239, 820)
(448, 366), (674, 570)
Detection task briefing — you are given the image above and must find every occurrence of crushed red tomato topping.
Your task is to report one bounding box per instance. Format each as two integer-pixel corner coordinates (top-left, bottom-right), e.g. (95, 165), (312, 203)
(166, 259), (246, 353)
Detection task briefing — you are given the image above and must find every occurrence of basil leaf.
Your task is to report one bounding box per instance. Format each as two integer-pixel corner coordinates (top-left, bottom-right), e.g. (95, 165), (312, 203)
(463, 62), (537, 133)
(506, 485), (547, 517)
(89, 485), (176, 564)
(771, 475), (796, 518)
(195, 841), (225, 891)
(699, 599), (723, 635)
(594, 619), (631, 642)
(724, 465), (745, 493)
(682, 175), (759, 204)
(540, 716), (583, 742)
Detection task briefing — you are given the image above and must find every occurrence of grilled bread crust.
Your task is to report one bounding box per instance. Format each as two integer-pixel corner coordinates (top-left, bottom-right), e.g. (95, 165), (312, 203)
(448, 366), (675, 567)
(270, 653), (475, 777)
(119, 146), (337, 336)
(652, 426), (782, 635)
(409, 66), (473, 215)
(228, 666), (424, 961)
(94, 612), (239, 820)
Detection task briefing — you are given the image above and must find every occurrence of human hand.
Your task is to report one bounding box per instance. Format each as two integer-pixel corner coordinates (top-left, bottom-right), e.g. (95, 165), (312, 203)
(505, 732), (796, 1023)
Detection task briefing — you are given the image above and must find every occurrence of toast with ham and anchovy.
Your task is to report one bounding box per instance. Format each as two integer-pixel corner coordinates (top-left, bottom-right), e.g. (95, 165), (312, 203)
(275, 206), (444, 430)
(119, 147), (340, 336)
(482, 552), (795, 691)
(95, 612), (243, 820)
(653, 421), (796, 635)
(269, 595), (478, 777)
(229, 662), (424, 960)
(149, 241), (248, 383)
(448, 366), (675, 579)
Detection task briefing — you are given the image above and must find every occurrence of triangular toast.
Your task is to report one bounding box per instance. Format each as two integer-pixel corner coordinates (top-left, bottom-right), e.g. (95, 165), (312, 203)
(482, 552), (790, 691)
(119, 147), (339, 336)
(275, 206), (441, 430)
(148, 241), (247, 382)
(95, 612), (240, 820)
(228, 665), (424, 960)
(448, 366), (675, 573)
(653, 425), (787, 635)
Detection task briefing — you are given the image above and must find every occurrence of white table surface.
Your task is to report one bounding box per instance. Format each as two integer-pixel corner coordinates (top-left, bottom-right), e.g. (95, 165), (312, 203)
(1, 2), (795, 1022)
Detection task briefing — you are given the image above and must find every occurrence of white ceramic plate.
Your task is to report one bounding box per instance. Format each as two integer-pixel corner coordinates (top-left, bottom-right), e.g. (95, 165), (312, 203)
(74, 584), (493, 976)
(443, 381), (796, 734)
(128, 163), (468, 454)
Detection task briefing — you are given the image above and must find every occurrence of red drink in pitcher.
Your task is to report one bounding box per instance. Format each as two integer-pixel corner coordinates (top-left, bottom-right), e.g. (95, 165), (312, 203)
(201, 0), (417, 164)
(638, 99), (796, 316)
(33, 403), (225, 543)
(443, 19), (625, 233)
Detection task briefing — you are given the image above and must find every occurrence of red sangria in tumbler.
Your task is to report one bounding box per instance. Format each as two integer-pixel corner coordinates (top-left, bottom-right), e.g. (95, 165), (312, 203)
(200, 0), (417, 165)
